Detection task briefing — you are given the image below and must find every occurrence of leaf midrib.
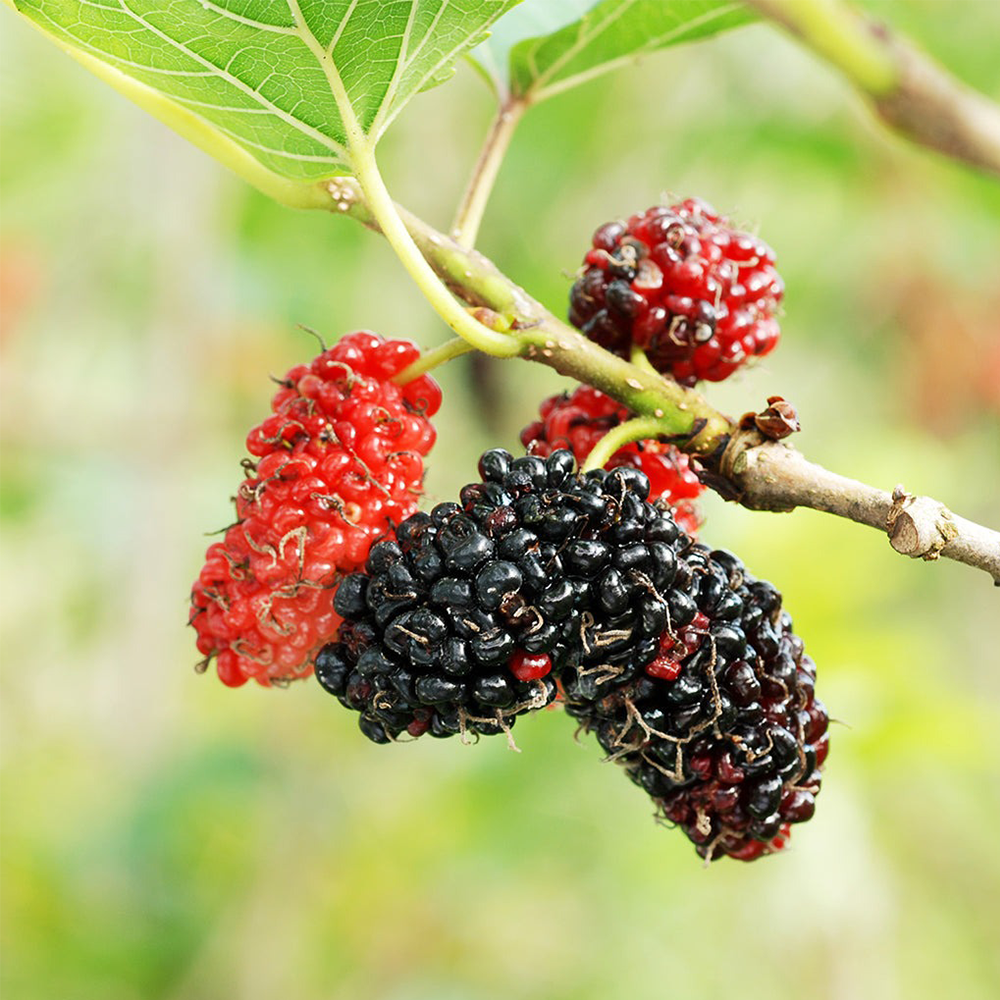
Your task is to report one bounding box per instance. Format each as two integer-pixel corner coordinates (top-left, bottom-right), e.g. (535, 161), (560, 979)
(525, 0), (635, 94)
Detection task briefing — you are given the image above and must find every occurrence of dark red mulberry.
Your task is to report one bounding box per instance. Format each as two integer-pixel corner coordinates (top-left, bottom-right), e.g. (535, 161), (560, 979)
(569, 199), (783, 385)
(562, 545), (828, 862)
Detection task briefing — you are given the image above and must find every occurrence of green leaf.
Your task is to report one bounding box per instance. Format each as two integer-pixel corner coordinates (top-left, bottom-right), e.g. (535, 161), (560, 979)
(471, 0), (593, 92)
(8, 0), (519, 204)
(475, 0), (754, 102)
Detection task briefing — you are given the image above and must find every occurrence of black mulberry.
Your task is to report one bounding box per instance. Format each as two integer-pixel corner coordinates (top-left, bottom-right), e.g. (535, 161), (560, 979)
(563, 545), (829, 861)
(314, 448), (829, 862)
(315, 449), (690, 743)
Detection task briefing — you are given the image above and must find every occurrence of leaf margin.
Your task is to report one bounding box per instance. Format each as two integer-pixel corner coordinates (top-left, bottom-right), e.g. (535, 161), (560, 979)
(475, 0), (755, 104)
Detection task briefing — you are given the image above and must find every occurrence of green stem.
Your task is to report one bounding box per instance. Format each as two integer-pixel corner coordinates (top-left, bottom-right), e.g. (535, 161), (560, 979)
(580, 416), (670, 472)
(329, 174), (732, 454)
(394, 337), (474, 383)
(451, 98), (527, 248)
(630, 345), (660, 378)
(350, 144), (523, 358)
(515, 323), (728, 452)
(747, 0), (896, 95)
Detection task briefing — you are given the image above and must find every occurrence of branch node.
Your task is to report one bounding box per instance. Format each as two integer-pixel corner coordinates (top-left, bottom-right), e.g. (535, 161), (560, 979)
(886, 487), (959, 561)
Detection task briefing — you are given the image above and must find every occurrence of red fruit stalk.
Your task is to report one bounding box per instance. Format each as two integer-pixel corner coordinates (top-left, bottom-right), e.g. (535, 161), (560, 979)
(569, 199), (783, 385)
(520, 385), (703, 535)
(190, 332), (441, 688)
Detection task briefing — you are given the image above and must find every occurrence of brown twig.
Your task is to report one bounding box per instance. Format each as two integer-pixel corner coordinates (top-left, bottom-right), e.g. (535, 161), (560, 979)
(747, 0), (1000, 176)
(719, 430), (1000, 583)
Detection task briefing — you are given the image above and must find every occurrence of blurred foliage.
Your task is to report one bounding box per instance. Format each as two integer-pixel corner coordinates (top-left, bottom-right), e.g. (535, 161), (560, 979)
(2, 3), (999, 999)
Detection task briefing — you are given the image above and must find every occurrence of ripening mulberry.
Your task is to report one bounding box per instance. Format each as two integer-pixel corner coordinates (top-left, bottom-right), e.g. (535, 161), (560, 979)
(569, 199), (783, 385)
(190, 332), (440, 688)
(520, 384), (703, 535)
(562, 545), (829, 861)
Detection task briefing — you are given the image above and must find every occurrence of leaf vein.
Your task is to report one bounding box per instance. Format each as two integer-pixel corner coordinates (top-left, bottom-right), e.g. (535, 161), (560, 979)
(197, 1), (298, 35)
(111, 0), (346, 156)
(529, 0), (637, 93)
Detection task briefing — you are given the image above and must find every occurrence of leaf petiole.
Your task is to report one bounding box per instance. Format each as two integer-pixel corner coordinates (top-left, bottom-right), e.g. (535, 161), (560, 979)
(350, 143), (523, 358)
(451, 97), (527, 248)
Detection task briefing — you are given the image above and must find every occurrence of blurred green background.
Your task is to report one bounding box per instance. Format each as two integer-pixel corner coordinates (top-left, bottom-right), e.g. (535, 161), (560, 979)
(2, 3), (999, 998)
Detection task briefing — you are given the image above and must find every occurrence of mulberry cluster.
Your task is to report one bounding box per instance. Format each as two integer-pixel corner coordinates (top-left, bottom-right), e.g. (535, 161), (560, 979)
(314, 449), (687, 743)
(563, 546), (829, 861)
(316, 448), (828, 860)
(520, 384), (703, 535)
(188, 177), (828, 861)
(190, 332), (440, 688)
(569, 199), (783, 385)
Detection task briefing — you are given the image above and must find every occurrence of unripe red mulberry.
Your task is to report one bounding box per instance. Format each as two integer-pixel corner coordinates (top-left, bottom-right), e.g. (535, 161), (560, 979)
(190, 332), (440, 688)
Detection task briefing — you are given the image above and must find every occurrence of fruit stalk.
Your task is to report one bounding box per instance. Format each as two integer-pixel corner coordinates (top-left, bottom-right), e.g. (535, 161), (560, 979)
(579, 417), (672, 473)
(348, 146), (523, 359)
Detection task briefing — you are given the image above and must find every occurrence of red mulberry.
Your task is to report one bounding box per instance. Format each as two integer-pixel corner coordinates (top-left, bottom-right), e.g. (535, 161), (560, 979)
(190, 332), (440, 688)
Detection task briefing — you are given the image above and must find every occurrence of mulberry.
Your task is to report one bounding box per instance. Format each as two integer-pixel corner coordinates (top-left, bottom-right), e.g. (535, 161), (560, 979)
(190, 332), (440, 688)
(563, 545), (829, 861)
(569, 199), (783, 385)
(314, 449), (689, 743)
